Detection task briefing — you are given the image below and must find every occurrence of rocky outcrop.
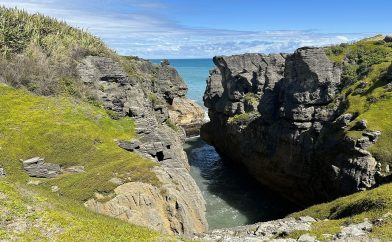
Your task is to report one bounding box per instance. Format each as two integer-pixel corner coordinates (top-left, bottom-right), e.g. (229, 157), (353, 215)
(202, 48), (384, 205)
(194, 216), (316, 241)
(22, 157), (61, 178)
(168, 98), (205, 136)
(77, 56), (207, 235)
(194, 216), (379, 242)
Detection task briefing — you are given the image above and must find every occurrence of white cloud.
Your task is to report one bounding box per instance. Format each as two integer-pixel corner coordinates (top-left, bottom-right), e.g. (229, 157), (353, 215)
(0, 1), (374, 58)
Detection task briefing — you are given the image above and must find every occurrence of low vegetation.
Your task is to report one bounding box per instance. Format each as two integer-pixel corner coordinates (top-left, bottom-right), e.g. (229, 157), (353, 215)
(228, 111), (260, 125)
(0, 7), (181, 240)
(325, 37), (392, 167)
(290, 183), (392, 241)
(278, 36), (392, 241)
(0, 6), (142, 98)
(0, 84), (165, 240)
(0, 84), (159, 202)
(0, 181), (165, 241)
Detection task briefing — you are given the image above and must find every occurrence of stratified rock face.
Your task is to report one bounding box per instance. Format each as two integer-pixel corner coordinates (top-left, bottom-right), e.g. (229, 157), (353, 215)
(168, 98), (205, 137)
(202, 48), (381, 205)
(78, 56), (207, 235)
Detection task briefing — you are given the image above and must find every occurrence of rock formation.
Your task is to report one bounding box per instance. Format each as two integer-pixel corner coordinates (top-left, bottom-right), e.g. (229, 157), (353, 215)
(194, 216), (378, 242)
(168, 98), (205, 137)
(77, 56), (207, 235)
(202, 48), (385, 205)
(22, 157), (61, 178)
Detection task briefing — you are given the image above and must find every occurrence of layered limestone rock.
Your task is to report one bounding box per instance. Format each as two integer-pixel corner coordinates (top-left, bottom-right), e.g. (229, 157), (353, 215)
(202, 48), (384, 205)
(136, 59), (205, 136)
(78, 56), (207, 235)
(168, 98), (205, 137)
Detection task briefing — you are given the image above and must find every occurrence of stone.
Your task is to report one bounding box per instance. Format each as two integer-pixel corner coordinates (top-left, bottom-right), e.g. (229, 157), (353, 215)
(64, 166), (85, 173)
(109, 177), (124, 186)
(353, 119), (368, 130)
(363, 131), (381, 142)
(0, 167), (5, 177)
(22, 157), (61, 178)
(299, 216), (316, 223)
(194, 216), (315, 241)
(27, 180), (42, 185)
(358, 81), (368, 88)
(117, 140), (141, 151)
(298, 234), (316, 242)
(335, 113), (354, 128)
(335, 220), (373, 239)
(51, 186), (60, 192)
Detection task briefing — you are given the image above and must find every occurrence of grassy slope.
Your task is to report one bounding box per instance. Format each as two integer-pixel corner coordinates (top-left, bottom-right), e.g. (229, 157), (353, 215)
(282, 37), (392, 241)
(0, 7), (177, 241)
(325, 37), (392, 166)
(0, 84), (167, 240)
(0, 181), (164, 241)
(0, 7), (178, 240)
(291, 183), (392, 241)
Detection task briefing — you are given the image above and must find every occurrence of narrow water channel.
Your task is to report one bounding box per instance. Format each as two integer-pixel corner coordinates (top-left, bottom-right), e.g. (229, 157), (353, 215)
(184, 137), (298, 230)
(151, 58), (297, 230)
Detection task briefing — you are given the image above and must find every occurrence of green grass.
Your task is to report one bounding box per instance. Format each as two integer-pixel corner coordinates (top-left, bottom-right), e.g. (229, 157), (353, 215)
(278, 36), (392, 241)
(0, 7), (144, 97)
(0, 6), (109, 57)
(290, 183), (392, 241)
(324, 37), (392, 168)
(243, 93), (259, 106)
(0, 180), (168, 241)
(165, 118), (180, 132)
(228, 111), (260, 125)
(0, 84), (168, 240)
(0, 84), (159, 202)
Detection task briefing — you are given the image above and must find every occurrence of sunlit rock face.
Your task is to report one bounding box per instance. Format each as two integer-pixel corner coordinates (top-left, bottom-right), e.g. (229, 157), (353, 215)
(78, 56), (208, 235)
(202, 47), (381, 205)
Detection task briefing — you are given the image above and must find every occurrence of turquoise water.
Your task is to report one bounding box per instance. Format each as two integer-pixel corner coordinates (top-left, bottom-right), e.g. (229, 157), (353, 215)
(151, 59), (213, 106)
(152, 59), (296, 230)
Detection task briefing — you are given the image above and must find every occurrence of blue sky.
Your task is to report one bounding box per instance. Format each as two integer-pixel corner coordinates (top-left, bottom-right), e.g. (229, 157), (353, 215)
(1, 0), (391, 58)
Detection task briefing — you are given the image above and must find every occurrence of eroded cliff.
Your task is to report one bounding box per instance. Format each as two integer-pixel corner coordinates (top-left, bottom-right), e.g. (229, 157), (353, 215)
(77, 56), (207, 235)
(202, 39), (392, 205)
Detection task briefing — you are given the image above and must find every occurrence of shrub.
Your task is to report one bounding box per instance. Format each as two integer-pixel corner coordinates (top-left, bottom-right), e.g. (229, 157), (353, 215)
(228, 111), (260, 125)
(0, 7), (114, 97)
(165, 118), (179, 131)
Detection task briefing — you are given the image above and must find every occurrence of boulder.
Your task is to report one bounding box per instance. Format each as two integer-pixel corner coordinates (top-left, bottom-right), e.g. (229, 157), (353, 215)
(168, 98), (205, 137)
(0, 167), (5, 177)
(22, 157), (61, 178)
(51, 186), (60, 192)
(353, 119), (368, 130)
(109, 177), (124, 186)
(117, 140), (141, 151)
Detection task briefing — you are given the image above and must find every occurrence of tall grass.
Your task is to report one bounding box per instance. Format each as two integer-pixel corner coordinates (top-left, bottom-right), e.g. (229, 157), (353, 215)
(0, 6), (115, 96)
(0, 6), (109, 57)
